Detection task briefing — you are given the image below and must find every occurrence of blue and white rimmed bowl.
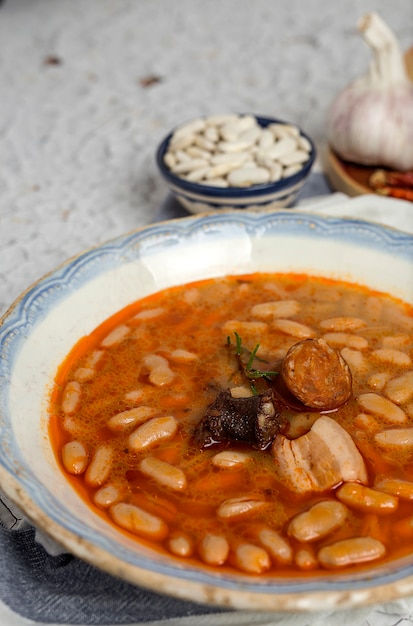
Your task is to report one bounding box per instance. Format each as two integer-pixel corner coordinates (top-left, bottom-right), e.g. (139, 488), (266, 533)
(156, 115), (316, 214)
(1, 207), (413, 612)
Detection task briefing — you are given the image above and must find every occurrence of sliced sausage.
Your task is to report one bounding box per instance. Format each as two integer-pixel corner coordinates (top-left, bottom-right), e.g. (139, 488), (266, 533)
(281, 338), (352, 410)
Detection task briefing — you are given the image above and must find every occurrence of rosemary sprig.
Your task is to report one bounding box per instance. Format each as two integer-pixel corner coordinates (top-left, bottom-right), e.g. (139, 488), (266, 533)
(227, 332), (279, 386)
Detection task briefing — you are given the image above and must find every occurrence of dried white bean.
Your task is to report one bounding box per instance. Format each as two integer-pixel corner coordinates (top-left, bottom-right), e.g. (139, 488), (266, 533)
(266, 137), (297, 160)
(163, 114), (312, 188)
(258, 129), (274, 150)
(279, 149), (310, 166)
(282, 164), (302, 177)
(318, 537), (386, 569)
(139, 457), (187, 491)
(385, 371), (413, 404)
(128, 416), (178, 451)
(227, 166), (270, 187)
(110, 502), (168, 540)
(171, 158), (209, 174)
(357, 392), (407, 424)
(61, 440), (88, 475)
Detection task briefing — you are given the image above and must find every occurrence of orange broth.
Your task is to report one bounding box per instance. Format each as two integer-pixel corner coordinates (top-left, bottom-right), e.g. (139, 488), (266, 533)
(49, 273), (413, 576)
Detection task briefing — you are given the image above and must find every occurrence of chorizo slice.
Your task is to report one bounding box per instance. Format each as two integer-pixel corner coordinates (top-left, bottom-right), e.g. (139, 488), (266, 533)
(281, 338), (352, 410)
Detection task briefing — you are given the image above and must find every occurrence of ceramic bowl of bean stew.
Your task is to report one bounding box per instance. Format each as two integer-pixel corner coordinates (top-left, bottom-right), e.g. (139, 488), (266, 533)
(1, 205), (413, 612)
(156, 114), (316, 213)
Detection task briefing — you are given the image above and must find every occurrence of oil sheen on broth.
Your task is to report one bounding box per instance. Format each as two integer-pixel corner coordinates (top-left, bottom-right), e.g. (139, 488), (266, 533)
(49, 273), (413, 576)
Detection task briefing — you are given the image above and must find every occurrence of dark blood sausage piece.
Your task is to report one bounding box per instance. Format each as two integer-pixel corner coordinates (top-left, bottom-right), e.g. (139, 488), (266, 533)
(194, 389), (287, 450)
(281, 338), (352, 410)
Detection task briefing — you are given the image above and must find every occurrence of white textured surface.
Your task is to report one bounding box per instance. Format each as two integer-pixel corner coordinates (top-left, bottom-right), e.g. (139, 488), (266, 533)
(0, 0), (412, 317)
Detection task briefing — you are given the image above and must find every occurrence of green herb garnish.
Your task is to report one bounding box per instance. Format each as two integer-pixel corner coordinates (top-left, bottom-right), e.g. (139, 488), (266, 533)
(227, 332), (279, 389)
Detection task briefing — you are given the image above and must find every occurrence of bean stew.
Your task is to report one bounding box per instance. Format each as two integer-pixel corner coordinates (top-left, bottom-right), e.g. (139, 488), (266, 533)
(49, 273), (413, 576)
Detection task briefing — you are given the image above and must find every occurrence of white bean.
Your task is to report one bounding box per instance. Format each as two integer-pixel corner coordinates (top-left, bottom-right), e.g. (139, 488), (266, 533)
(143, 354), (174, 386)
(319, 316), (366, 332)
(318, 537), (385, 569)
(217, 497), (265, 519)
(61, 440), (88, 475)
(110, 502), (169, 541)
(367, 372), (392, 391)
(340, 347), (365, 371)
(139, 457), (187, 491)
(372, 349), (411, 366)
(198, 534), (229, 566)
(257, 528), (293, 564)
(107, 406), (155, 431)
(212, 450), (251, 468)
(72, 367), (95, 382)
(85, 445), (113, 487)
(168, 532), (193, 557)
(234, 543), (271, 574)
(227, 166), (270, 187)
(323, 332), (368, 350)
(384, 371), (413, 404)
(169, 349), (198, 363)
(272, 319), (315, 338)
(357, 392), (407, 424)
(295, 546), (318, 570)
(279, 149), (310, 166)
(133, 307), (165, 320)
(288, 500), (348, 542)
(336, 483), (398, 514)
(374, 477), (413, 501)
(128, 416), (178, 451)
(100, 324), (130, 348)
(251, 300), (300, 319)
(61, 381), (81, 415)
(163, 114), (312, 188)
(93, 483), (122, 508)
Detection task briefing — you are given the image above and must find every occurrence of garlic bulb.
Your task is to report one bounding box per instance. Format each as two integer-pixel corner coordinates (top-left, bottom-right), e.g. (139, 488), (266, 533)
(327, 12), (413, 171)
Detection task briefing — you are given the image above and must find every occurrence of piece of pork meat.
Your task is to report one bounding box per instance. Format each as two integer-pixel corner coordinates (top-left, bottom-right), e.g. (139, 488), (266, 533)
(195, 389), (287, 450)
